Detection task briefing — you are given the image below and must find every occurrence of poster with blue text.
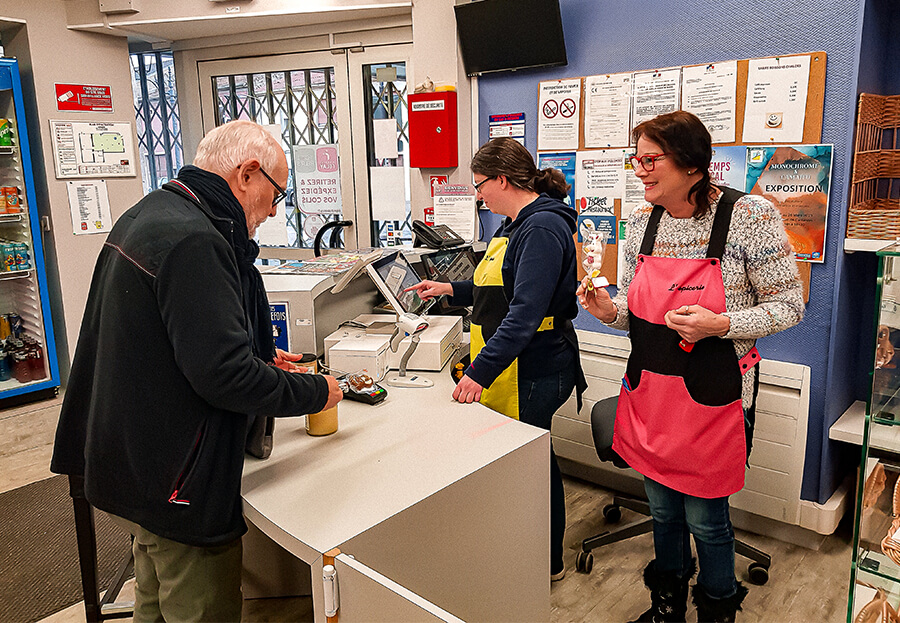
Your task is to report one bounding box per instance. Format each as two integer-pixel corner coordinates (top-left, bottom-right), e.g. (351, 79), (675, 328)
(538, 152), (576, 208)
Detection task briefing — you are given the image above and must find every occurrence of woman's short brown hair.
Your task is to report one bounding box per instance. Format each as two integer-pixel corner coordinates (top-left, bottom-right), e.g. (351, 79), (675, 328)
(632, 111), (714, 218)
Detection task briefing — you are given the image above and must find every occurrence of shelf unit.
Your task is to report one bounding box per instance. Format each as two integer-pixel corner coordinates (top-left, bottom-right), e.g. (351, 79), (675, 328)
(849, 242), (900, 621)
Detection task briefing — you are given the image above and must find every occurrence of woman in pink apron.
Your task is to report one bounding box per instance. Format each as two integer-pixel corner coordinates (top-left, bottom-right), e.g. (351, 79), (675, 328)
(578, 112), (803, 622)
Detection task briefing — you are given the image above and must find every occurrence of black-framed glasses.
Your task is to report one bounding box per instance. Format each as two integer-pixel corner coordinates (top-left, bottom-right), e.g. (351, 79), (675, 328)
(629, 153), (670, 172)
(259, 167), (287, 207)
(473, 176), (495, 192)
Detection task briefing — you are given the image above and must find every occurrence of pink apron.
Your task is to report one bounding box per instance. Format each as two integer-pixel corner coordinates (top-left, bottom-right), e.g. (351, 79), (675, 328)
(612, 189), (759, 499)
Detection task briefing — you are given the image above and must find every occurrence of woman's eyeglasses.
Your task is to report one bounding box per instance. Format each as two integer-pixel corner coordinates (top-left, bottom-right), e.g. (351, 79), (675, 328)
(259, 167), (287, 207)
(629, 153), (669, 172)
(473, 176), (495, 191)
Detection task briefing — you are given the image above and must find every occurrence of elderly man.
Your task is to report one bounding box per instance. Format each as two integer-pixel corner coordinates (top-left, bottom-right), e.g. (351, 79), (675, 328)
(51, 120), (342, 622)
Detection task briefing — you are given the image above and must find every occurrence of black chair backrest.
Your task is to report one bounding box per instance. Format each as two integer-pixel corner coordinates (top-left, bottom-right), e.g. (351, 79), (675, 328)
(590, 396), (630, 469)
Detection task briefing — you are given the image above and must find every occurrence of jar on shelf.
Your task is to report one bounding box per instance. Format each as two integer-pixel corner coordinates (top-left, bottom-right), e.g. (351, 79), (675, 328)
(12, 350), (30, 383)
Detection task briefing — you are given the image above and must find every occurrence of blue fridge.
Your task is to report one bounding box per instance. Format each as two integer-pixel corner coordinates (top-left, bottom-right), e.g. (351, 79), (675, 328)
(0, 58), (60, 399)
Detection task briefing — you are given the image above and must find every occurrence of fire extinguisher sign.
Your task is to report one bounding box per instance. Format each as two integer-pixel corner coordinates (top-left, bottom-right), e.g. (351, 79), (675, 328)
(430, 175), (448, 197)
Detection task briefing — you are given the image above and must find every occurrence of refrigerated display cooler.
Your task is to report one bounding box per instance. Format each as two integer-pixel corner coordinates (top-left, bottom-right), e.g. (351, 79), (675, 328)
(0, 58), (60, 399)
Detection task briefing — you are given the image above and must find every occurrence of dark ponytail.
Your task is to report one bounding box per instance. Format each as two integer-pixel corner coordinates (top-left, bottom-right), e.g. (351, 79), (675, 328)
(471, 137), (571, 199)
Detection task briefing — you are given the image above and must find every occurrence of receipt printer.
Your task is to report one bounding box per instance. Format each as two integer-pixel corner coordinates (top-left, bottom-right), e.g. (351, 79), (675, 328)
(325, 314), (463, 372)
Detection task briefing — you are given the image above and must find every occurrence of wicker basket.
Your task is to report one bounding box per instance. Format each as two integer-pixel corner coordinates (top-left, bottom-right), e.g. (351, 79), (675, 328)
(848, 93), (900, 240)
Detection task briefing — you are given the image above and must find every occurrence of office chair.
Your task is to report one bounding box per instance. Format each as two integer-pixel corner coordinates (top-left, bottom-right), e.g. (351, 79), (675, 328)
(574, 397), (771, 586)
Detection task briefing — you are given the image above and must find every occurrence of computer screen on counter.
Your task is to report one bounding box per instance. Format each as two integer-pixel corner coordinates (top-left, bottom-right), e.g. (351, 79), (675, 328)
(420, 245), (479, 283)
(366, 251), (433, 316)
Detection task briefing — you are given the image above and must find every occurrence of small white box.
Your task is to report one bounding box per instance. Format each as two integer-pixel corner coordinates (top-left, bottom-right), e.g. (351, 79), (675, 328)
(325, 314), (463, 373)
(327, 333), (390, 379)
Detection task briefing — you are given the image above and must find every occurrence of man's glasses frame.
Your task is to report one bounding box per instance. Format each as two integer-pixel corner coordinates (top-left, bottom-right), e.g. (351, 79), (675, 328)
(259, 167), (287, 207)
(629, 153), (670, 172)
(473, 176), (495, 192)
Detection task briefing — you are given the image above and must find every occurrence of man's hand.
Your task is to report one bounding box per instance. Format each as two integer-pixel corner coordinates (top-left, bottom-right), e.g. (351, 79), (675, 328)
(452, 374), (483, 403)
(404, 280), (453, 301)
(273, 349), (309, 373)
(322, 375), (344, 410)
(663, 305), (730, 344)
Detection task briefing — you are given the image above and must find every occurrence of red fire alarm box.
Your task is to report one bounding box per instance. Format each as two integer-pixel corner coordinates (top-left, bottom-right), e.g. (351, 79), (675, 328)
(408, 91), (457, 168)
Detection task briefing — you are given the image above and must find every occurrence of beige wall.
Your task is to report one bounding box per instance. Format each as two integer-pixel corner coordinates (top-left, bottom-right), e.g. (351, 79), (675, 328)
(1, 2), (145, 382)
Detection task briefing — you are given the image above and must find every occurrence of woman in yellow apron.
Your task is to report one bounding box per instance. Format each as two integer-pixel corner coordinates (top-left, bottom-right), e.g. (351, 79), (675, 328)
(409, 137), (586, 582)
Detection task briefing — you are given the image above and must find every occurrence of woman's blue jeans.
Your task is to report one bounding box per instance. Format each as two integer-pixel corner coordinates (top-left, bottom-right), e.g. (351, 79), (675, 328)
(643, 476), (737, 599)
(518, 360), (578, 572)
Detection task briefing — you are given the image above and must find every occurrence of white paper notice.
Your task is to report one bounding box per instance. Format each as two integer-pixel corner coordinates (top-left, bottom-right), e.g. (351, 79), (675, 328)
(67, 180), (112, 234)
(584, 73), (632, 148)
(622, 154), (646, 219)
(255, 124), (290, 247)
(538, 79), (581, 151)
(433, 184), (476, 242)
(631, 68), (681, 129)
(682, 61), (738, 144)
(742, 56), (811, 143)
(369, 166), (406, 220)
(373, 118), (399, 159)
(575, 150), (625, 214)
(293, 144), (342, 216)
(50, 120), (137, 179)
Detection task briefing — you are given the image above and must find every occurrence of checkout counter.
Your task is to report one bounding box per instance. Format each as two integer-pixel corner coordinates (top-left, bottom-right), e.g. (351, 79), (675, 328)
(247, 246), (547, 622)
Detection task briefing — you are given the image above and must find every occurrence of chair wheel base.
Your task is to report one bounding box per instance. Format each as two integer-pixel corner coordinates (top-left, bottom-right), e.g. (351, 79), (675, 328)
(748, 562), (769, 585)
(575, 550), (593, 573)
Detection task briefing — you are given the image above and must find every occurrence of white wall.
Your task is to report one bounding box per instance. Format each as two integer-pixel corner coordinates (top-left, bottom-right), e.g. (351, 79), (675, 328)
(1, 2), (145, 381)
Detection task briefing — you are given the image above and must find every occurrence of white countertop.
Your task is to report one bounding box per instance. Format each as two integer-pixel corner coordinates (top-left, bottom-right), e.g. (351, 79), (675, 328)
(241, 369), (546, 561)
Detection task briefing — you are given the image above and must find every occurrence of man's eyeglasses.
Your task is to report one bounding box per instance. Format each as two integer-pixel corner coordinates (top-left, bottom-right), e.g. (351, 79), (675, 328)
(629, 153), (669, 172)
(259, 167), (287, 207)
(473, 176), (495, 192)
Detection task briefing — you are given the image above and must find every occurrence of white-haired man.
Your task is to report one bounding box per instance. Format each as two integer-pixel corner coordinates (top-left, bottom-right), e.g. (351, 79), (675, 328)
(51, 120), (342, 622)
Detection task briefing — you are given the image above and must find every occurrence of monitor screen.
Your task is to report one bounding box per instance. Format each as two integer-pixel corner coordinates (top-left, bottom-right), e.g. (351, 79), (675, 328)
(367, 251), (433, 316)
(454, 0), (567, 76)
(421, 245), (479, 282)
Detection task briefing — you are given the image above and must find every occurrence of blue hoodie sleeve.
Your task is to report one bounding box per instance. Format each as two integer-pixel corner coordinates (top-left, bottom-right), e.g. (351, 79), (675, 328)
(449, 279), (474, 307)
(466, 225), (565, 388)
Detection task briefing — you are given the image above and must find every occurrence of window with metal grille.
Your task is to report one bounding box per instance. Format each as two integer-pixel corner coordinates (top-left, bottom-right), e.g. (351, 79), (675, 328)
(212, 68), (339, 248)
(365, 63), (411, 248)
(130, 50), (184, 195)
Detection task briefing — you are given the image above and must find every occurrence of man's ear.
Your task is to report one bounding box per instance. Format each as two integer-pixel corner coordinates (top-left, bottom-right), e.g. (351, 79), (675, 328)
(236, 159), (261, 191)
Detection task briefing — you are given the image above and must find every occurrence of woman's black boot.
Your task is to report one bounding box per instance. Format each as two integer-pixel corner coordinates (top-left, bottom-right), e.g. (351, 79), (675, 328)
(628, 558), (697, 623)
(692, 583), (749, 623)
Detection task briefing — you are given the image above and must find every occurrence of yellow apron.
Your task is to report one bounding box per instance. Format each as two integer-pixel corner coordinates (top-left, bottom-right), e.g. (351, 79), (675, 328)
(470, 236), (554, 420)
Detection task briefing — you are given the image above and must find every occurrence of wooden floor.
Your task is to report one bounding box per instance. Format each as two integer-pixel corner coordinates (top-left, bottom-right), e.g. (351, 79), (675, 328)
(1, 397), (853, 622)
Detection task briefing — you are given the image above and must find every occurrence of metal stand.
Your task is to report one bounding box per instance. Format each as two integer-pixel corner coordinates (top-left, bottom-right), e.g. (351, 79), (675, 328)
(68, 475), (135, 622)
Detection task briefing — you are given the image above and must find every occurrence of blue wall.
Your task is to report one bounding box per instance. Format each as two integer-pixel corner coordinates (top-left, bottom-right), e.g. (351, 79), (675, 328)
(476, 0), (867, 503)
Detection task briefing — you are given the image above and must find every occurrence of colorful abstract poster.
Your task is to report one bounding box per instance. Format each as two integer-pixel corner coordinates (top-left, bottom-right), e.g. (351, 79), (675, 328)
(709, 145), (747, 191)
(538, 152), (576, 208)
(745, 144), (832, 262)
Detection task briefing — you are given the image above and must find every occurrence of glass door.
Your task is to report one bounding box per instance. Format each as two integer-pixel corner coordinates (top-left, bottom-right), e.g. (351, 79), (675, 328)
(197, 44), (412, 253)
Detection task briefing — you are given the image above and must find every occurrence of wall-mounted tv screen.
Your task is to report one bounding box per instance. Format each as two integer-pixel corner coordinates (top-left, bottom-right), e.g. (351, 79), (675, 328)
(454, 0), (567, 77)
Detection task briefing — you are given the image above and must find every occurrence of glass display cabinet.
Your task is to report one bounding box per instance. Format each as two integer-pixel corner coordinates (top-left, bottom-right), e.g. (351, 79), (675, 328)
(849, 243), (900, 622)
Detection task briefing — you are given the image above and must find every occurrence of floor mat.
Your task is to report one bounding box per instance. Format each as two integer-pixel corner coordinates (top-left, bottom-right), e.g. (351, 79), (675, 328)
(0, 474), (132, 622)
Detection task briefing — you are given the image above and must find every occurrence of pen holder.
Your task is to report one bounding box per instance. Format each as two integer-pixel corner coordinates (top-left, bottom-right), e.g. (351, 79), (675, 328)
(301, 354), (339, 436)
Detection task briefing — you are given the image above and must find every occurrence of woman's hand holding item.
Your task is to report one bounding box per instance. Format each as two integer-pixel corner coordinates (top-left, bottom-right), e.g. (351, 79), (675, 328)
(452, 374), (483, 404)
(576, 276), (616, 323)
(404, 279), (453, 301)
(663, 305), (730, 345)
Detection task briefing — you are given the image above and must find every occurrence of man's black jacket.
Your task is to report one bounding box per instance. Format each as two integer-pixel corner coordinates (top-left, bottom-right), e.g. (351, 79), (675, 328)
(51, 183), (329, 546)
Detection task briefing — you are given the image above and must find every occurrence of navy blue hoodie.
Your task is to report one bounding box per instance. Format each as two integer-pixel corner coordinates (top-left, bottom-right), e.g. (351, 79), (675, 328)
(451, 193), (580, 387)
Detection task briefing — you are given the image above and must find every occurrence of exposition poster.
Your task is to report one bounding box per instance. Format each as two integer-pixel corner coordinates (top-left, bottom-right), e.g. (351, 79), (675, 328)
(537, 152), (576, 207)
(745, 144), (833, 262)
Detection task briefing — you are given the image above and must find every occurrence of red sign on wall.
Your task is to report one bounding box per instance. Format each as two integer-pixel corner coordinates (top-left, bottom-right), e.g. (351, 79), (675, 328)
(430, 175), (449, 197)
(55, 83), (113, 112)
